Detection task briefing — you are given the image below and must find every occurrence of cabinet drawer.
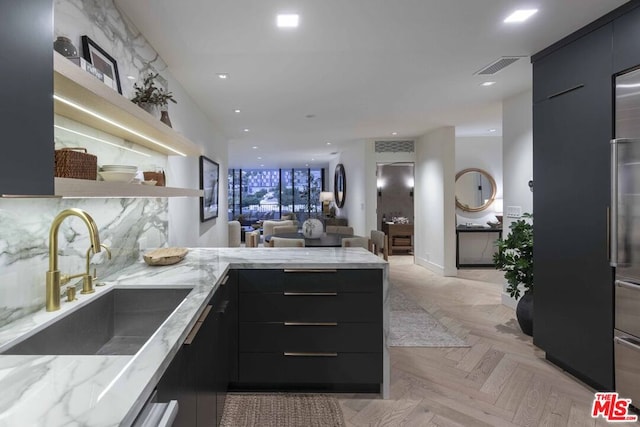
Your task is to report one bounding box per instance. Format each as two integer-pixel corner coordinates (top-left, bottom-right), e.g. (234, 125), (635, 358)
(239, 292), (381, 323)
(614, 330), (640, 406)
(615, 280), (640, 338)
(239, 352), (382, 384)
(239, 323), (382, 353)
(238, 269), (382, 294)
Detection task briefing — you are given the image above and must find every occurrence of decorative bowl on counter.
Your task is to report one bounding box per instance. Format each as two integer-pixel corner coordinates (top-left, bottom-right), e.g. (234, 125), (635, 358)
(98, 171), (137, 182)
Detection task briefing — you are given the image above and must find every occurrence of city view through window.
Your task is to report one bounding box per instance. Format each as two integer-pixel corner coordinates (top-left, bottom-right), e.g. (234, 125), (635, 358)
(228, 168), (324, 224)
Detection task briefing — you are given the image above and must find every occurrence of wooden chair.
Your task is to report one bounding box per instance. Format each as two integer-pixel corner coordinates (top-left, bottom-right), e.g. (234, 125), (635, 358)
(370, 230), (389, 261)
(270, 237), (305, 247)
(326, 225), (354, 235)
(245, 230), (259, 247)
(341, 236), (372, 251)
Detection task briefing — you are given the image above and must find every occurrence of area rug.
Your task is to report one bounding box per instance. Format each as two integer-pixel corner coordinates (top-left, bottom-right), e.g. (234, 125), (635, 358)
(389, 285), (469, 347)
(220, 393), (346, 427)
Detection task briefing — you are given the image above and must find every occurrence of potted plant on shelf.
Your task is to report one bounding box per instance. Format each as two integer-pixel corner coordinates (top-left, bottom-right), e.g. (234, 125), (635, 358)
(131, 72), (177, 127)
(493, 213), (534, 336)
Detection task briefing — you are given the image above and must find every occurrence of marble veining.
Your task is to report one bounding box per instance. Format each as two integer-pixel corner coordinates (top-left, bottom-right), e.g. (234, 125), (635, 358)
(0, 248), (389, 427)
(55, 0), (170, 99)
(0, 198), (168, 328)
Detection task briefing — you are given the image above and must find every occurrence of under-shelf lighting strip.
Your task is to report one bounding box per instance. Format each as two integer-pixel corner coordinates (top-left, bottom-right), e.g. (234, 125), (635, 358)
(54, 125), (151, 158)
(53, 94), (187, 156)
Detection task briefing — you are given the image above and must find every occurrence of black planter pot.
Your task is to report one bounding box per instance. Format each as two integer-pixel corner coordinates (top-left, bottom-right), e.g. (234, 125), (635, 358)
(516, 292), (533, 336)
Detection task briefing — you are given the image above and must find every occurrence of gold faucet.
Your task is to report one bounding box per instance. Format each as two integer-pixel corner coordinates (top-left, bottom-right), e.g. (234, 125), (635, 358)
(46, 209), (102, 311)
(82, 244), (111, 294)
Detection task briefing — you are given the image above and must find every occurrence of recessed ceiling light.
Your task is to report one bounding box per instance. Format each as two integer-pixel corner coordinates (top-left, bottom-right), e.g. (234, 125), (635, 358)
(243, 128), (250, 132)
(277, 14), (299, 28)
(391, 132), (398, 136)
(217, 73), (229, 79)
(260, 164), (264, 167)
(127, 75), (136, 80)
(481, 81), (496, 86)
(326, 142), (331, 145)
(488, 128), (497, 133)
(305, 163), (309, 167)
(504, 9), (538, 23)
(257, 157), (262, 160)
(311, 158), (315, 161)
(234, 109), (241, 113)
(252, 146), (258, 149)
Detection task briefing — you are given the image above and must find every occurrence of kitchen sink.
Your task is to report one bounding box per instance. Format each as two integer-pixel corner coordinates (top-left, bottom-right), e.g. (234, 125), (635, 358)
(2, 288), (191, 356)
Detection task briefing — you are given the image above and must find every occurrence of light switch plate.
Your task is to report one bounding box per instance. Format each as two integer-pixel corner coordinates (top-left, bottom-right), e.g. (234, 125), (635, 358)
(506, 206), (522, 218)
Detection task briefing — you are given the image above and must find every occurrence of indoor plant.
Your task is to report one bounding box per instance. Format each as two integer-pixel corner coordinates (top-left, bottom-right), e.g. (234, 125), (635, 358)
(131, 72), (177, 125)
(493, 213), (533, 336)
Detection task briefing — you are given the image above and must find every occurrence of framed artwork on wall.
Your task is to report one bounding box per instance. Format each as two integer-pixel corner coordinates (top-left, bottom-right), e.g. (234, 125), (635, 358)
(200, 155), (219, 222)
(81, 35), (122, 94)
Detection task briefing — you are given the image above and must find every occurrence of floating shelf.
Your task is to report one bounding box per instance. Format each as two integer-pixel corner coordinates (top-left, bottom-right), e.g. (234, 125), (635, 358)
(53, 52), (202, 157)
(55, 178), (203, 198)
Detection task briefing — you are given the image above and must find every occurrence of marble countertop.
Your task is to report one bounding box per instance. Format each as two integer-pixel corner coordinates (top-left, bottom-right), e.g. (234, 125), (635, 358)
(0, 247), (387, 427)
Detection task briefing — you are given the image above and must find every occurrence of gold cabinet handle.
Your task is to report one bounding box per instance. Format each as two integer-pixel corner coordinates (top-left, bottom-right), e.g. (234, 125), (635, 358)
(283, 292), (337, 296)
(284, 352), (338, 357)
(221, 275), (229, 285)
(184, 305), (212, 345)
(283, 269), (337, 273)
(284, 322), (338, 326)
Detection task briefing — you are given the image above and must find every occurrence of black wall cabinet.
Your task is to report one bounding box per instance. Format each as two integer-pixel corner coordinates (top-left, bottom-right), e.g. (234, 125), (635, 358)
(0, 0), (54, 195)
(533, 1), (640, 390)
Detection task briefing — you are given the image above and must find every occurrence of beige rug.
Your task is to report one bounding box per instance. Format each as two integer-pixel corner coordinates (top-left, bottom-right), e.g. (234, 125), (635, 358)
(220, 393), (346, 427)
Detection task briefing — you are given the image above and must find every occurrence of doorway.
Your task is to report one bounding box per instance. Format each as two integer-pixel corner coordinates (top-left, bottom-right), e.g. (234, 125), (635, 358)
(376, 163), (414, 227)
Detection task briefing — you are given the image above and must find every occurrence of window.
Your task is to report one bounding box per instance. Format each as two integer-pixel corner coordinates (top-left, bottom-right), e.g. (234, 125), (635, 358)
(228, 168), (324, 223)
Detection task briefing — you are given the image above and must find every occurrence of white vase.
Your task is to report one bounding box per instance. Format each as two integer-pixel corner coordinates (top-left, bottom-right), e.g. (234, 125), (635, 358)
(302, 218), (323, 239)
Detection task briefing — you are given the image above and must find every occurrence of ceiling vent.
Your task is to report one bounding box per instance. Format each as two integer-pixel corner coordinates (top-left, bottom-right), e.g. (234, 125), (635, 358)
(474, 56), (524, 75)
(375, 140), (414, 153)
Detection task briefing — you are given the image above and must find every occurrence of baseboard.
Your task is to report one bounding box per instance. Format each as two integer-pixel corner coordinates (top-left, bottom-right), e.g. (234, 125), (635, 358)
(414, 256), (458, 277)
(501, 292), (517, 309)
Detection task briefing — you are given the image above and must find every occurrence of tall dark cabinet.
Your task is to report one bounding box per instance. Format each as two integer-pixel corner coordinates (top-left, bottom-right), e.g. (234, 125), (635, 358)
(532, 1), (640, 391)
(0, 1), (54, 195)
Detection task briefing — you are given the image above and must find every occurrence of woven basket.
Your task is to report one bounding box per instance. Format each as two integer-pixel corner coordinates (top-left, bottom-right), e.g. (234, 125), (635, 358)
(143, 171), (166, 186)
(54, 148), (97, 180)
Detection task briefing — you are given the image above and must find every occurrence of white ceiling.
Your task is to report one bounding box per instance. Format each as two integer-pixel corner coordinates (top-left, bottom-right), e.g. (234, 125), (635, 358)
(115, 0), (628, 168)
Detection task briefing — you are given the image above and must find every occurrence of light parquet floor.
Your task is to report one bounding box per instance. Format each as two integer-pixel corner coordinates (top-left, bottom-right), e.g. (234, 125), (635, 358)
(337, 256), (638, 427)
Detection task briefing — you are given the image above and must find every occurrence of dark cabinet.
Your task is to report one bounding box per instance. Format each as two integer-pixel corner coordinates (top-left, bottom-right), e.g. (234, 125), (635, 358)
(0, 0), (54, 195)
(234, 268), (382, 391)
(533, 24), (614, 390)
(613, 5), (640, 74)
(157, 278), (233, 427)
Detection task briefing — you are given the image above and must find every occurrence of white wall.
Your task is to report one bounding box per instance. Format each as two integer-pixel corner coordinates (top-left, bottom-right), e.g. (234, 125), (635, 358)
(414, 127), (456, 276)
(329, 142), (369, 236)
(501, 90), (533, 307)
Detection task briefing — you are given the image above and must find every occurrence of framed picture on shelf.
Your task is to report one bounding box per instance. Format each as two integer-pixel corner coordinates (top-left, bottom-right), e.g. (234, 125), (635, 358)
(81, 35), (122, 94)
(200, 155), (219, 222)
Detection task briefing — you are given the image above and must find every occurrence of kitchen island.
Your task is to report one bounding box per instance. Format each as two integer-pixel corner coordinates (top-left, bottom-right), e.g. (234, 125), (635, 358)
(0, 248), (388, 427)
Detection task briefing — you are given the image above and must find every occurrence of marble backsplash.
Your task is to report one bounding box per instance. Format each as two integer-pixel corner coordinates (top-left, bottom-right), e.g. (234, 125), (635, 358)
(0, 198), (167, 327)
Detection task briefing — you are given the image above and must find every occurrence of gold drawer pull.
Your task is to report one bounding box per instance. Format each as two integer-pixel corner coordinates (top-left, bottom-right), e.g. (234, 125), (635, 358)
(284, 322), (338, 326)
(284, 352), (338, 357)
(283, 292), (338, 296)
(221, 275), (229, 285)
(284, 269), (337, 273)
(184, 305), (212, 345)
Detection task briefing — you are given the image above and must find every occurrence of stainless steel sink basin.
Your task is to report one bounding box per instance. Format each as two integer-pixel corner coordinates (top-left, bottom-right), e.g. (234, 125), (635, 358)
(2, 288), (191, 356)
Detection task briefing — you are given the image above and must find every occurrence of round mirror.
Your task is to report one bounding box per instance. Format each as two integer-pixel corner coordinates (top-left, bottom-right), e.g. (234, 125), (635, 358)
(334, 163), (346, 208)
(455, 168), (496, 212)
